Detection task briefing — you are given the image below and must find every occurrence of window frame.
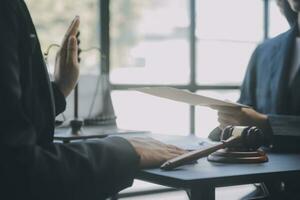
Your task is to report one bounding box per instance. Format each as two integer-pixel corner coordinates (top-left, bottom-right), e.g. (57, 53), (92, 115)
(102, 0), (270, 135)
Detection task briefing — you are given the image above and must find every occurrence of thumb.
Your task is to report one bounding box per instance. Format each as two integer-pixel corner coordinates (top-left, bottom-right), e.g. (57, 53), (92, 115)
(67, 36), (78, 66)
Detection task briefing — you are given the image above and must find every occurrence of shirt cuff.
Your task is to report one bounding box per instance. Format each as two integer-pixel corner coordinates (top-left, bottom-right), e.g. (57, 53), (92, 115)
(267, 114), (300, 151)
(103, 136), (140, 193)
(268, 114), (300, 137)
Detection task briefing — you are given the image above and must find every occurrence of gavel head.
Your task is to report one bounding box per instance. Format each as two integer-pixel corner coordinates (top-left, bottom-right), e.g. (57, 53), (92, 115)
(221, 126), (264, 151)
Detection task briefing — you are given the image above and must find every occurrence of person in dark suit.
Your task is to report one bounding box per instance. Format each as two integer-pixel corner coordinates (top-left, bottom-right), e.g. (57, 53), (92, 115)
(0, 1), (186, 199)
(210, 0), (300, 151)
(209, 0), (300, 198)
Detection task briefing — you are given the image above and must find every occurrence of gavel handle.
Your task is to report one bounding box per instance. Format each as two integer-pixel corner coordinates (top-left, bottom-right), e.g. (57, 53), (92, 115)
(160, 136), (239, 170)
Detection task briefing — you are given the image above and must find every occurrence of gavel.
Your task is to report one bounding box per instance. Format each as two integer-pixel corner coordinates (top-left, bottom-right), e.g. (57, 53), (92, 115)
(160, 126), (265, 170)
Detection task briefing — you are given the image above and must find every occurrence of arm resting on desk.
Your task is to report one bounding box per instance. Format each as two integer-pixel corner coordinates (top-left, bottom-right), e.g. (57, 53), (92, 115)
(0, 3), (139, 199)
(0, 137), (140, 200)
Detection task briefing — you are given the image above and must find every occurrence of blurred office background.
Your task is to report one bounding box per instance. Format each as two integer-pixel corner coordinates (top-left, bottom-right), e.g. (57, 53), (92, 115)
(26, 0), (289, 199)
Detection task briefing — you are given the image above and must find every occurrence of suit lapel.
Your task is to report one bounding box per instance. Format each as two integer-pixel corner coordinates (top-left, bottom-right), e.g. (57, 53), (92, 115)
(270, 25), (298, 114)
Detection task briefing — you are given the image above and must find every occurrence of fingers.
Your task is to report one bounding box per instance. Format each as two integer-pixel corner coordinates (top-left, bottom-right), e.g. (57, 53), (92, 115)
(217, 110), (241, 131)
(128, 137), (187, 168)
(64, 16), (80, 40)
(61, 16), (80, 55)
(218, 112), (239, 121)
(167, 144), (184, 151)
(218, 118), (236, 130)
(146, 139), (186, 154)
(164, 153), (182, 161)
(67, 36), (78, 66)
(69, 16), (80, 37)
(218, 117), (238, 127)
(219, 124), (227, 130)
(218, 107), (242, 115)
(167, 145), (188, 155)
(210, 105), (241, 111)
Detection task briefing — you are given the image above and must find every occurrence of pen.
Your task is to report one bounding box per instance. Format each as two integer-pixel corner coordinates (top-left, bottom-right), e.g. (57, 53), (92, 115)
(160, 136), (239, 170)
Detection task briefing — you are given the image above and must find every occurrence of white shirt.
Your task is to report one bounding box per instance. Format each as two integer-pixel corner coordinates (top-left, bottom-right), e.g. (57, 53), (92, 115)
(289, 37), (300, 86)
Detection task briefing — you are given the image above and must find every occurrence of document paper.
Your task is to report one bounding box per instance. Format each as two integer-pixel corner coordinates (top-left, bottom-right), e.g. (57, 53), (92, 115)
(134, 87), (250, 108)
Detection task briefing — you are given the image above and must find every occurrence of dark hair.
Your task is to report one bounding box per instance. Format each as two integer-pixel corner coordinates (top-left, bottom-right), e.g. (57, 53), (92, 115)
(277, 0), (298, 26)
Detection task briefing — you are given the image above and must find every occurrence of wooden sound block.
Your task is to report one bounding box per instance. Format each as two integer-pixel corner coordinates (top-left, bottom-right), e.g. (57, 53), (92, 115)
(207, 148), (268, 164)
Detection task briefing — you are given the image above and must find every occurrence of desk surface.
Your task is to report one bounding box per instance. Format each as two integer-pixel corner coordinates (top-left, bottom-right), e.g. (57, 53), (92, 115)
(136, 135), (300, 189)
(54, 125), (149, 142)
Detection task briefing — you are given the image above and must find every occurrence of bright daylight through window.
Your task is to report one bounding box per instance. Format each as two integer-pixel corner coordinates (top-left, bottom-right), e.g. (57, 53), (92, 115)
(27, 0), (289, 138)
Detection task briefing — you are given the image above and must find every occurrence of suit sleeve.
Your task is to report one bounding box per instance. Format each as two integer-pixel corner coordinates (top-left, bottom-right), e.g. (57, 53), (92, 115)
(0, 1), (139, 199)
(51, 82), (67, 115)
(266, 114), (300, 151)
(238, 45), (300, 150)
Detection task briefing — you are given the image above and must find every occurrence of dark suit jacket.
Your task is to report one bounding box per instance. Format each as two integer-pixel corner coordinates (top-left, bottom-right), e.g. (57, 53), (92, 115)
(0, 1), (139, 199)
(238, 24), (300, 150)
(209, 25), (300, 151)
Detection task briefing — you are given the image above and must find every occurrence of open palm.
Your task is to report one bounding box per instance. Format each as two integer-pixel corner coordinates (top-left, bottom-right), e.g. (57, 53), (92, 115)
(54, 16), (80, 97)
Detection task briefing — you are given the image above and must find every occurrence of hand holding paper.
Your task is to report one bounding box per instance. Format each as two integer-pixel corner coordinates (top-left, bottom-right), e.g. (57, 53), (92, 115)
(133, 87), (270, 141)
(217, 107), (271, 138)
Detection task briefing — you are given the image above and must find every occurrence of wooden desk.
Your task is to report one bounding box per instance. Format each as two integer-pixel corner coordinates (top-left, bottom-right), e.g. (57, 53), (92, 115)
(136, 135), (300, 200)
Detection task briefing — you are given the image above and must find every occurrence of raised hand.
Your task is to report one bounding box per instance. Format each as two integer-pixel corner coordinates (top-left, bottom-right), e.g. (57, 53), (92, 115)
(54, 16), (80, 97)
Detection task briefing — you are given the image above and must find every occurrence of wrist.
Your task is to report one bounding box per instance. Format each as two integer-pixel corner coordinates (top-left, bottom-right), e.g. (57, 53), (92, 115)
(127, 139), (143, 167)
(54, 80), (68, 98)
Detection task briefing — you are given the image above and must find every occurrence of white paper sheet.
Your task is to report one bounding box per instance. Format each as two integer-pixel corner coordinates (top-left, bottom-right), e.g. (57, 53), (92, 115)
(133, 87), (250, 108)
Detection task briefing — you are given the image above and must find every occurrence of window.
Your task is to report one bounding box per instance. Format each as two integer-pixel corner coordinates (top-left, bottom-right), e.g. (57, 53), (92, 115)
(109, 0), (191, 134)
(27, 0), (100, 74)
(109, 0), (278, 138)
(112, 90), (190, 134)
(27, 0), (291, 136)
(196, 0), (263, 85)
(110, 0), (190, 85)
(26, 0), (103, 119)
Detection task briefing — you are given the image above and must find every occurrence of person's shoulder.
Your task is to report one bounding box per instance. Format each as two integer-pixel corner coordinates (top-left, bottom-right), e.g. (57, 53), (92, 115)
(0, 0), (24, 23)
(0, 0), (26, 35)
(1, 0), (22, 13)
(247, 28), (295, 67)
(258, 28), (294, 51)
